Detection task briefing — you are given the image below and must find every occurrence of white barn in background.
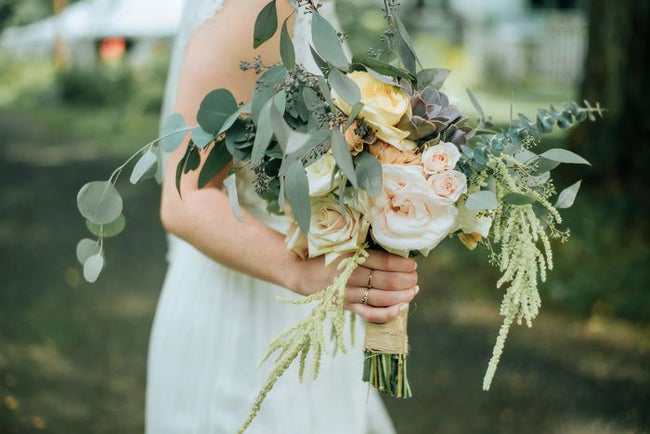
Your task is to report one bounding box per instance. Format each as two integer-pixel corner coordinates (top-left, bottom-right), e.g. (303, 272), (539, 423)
(0, 0), (185, 66)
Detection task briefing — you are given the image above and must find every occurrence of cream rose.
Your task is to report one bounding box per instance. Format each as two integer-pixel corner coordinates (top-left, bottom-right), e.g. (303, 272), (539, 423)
(455, 197), (493, 238)
(305, 154), (338, 197)
(368, 139), (420, 165)
(308, 195), (369, 265)
(332, 71), (416, 151)
(427, 170), (467, 204)
(285, 219), (308, 259)
(359, 164), (457, 256)
(421, 142), (461, 175)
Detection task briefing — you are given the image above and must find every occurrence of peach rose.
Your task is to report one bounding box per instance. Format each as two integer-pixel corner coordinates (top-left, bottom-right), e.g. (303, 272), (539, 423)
(343, 121), (364, 155)
(421, 142), (461, 175)
(427, 170), (467, 204)
(368, 139), (420, 165)
(358, 164), (457, 256)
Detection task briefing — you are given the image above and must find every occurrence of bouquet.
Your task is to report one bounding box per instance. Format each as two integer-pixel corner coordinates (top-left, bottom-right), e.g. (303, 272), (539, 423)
(74, 0), (602, 431)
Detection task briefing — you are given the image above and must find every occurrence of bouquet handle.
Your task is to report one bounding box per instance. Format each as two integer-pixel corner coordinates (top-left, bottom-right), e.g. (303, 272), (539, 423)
(362, 306), (412, 398)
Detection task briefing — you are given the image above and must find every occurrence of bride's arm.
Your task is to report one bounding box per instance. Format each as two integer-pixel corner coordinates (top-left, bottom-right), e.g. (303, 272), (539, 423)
(161, 0), (419, 323)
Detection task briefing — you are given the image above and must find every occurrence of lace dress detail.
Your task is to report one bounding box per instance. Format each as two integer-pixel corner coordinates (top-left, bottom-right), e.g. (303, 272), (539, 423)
(146, 2), (396, 433)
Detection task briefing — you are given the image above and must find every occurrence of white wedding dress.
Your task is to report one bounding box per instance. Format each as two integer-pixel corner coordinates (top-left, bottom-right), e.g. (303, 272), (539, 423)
(146, 1), (397, 433)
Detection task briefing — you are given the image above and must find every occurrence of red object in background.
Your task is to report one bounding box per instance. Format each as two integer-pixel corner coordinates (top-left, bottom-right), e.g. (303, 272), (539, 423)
(99, 37), (127, 62)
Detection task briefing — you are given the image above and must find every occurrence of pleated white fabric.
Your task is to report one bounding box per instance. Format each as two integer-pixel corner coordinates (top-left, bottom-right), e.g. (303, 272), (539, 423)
(145, 1), (397, 433)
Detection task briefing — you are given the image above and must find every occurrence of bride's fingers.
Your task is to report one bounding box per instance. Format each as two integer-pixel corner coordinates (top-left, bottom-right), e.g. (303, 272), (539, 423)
(349, 267), (418, 290)
(362, 250), (417, 272)
(344, 301), (408, 324)
(345, 286), (419, 307)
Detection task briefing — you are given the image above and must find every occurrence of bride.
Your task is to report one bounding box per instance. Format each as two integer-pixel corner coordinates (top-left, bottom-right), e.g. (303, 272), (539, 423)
(146, 0), (420, 432)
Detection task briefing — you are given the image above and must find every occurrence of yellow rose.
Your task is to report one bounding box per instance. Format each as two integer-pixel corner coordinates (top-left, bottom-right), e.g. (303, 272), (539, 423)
(368, 139), (420, 165)
(333, 71), (416, 151)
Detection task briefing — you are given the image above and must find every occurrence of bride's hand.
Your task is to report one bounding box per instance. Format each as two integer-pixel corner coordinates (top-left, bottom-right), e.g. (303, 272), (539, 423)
(289, 250), (419, 324)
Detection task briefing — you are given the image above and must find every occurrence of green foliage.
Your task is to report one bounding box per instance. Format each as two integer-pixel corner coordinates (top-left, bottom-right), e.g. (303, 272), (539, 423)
(76, 181), (123, 225)
(331, 128), (357, 187)
(196, 89), (238, 134)
(86, 214), (126, 238)
(280, 18), (295, 69)
(75, 238), (100, 264)
(56, 65), (134, 106)
(199, 141), (232, 188)
(311, 11), (349, 71)
(253, 0), (278, 49)
(284, 160), (310, 234)
(355, 151), (383, 197)
(465, 190), (498, 210)
(129, 150), (157, 184)
(251, 65), (287, 122)
(328, 68), (360, 105)
(160, 113), (187, 152)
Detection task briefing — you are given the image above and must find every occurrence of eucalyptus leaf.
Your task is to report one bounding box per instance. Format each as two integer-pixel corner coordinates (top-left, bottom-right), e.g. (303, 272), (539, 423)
(217, 109), (242, 136)
(160, 113), (187, 152)
(251, 65), (287, 122)
(309, 46), (329, 73)
(417, 68), (450, 90)
(190, 127), (214, 149)
(175, 144), (192, 196)
(331, 128), (357, 187)
(252, 99), (275, 166)
(76, 238), (100, 265)
(77, 181), (123, 225)
(465, 190), (498, 211)
(197, 89), (238, 134)
(284, 160), (311, 234)
(502, 192), (536, 206)
(328, 68), (360, 105)
(280, 17), (295, 69)
(466, 89), (485, 121)
(355, 151), (382, 197)
(86, 214), (126, 238)
(344, 102), (364, 131)
(316, 75), (333, 106)
(83, 253), (104, 283)
(269, 103), (293, 151)
(555, 180), (581, 209)
(392, 15), (418, 74)
(199, 142), (232, 188)
(253, 0), (277, 49)
(223, 173), (244, 222)
(351, 55), (413, 80)
(130, 150), (157, 184)
(540, 148), (591, 165)
(533, 157), (561, 175)
(183, 145), (201, 174)
(312, 11), (348, 70)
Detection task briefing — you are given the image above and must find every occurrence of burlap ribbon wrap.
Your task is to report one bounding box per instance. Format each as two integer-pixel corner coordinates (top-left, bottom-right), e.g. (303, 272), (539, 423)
(364, 306), (409, 354)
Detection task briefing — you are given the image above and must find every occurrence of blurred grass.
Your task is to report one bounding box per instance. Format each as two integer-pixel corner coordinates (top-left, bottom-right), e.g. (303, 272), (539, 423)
(0, 18), (649, 433)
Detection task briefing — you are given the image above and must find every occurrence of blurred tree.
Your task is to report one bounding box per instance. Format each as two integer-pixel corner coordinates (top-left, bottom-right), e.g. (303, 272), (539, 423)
(0, 0), (79, 30)
(576, 0), (650, 217)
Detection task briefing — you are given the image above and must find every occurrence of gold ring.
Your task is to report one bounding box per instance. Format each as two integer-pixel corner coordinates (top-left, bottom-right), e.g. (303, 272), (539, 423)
(367, 270), (373, 289)
(361, 289), (370, 305)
